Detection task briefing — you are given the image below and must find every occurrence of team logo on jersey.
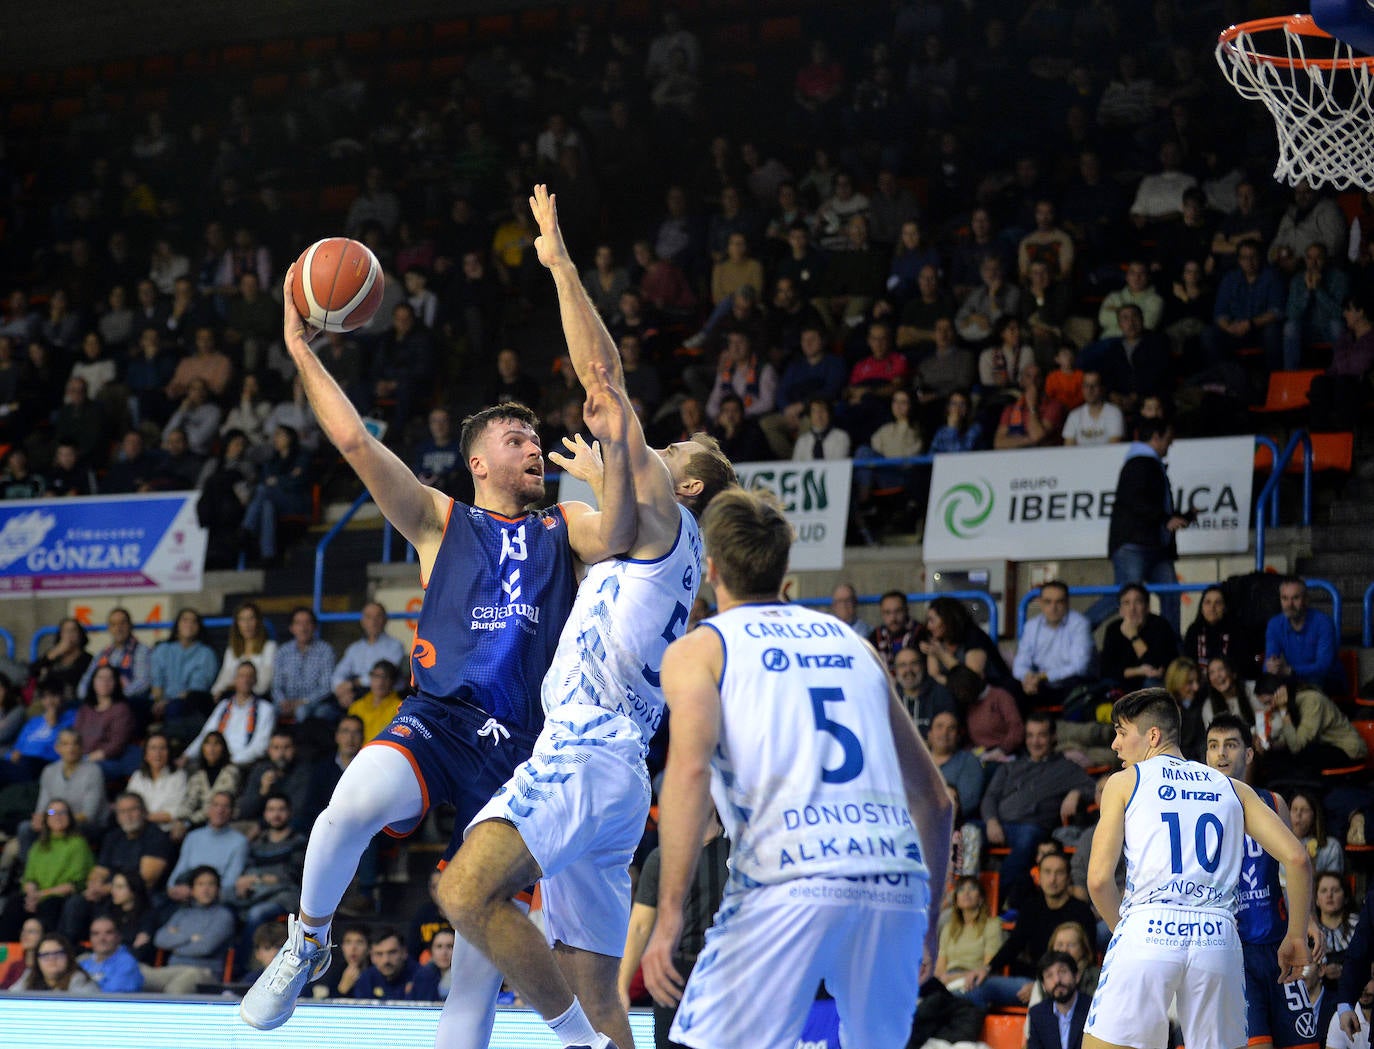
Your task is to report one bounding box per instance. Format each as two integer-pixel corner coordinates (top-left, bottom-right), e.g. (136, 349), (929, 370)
(1158, 785), (1177, 801)
(682, 564), (694, 591)
(411, 637), (437, 669)
(761, 647), (789, 671)
(389, 724), (413, 739)
(1295, 1012), (1317, 1037)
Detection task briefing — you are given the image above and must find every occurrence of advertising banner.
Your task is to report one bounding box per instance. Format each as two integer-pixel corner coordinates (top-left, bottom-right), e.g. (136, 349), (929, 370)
(923, 437), (1254, 562)
(559, 458), (853, 571)
(0, 492), (208, 597)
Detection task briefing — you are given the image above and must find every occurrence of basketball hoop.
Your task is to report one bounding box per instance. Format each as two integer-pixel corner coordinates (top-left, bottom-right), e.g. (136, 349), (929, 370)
(1216, 14), (1374, 190)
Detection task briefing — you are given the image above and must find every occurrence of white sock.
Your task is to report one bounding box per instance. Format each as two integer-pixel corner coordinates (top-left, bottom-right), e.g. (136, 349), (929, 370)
(298, 916), (330, 941)
(549, 997), (597, 1047)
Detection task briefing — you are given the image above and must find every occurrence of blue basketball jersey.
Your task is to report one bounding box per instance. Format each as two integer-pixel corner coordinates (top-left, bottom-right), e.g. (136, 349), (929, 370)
(409, 501), (577, 734)
(1235, 788), (1286, 945)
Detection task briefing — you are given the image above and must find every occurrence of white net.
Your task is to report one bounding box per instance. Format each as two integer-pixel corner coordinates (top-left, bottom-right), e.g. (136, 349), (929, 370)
(1216, 14), (1374, 189)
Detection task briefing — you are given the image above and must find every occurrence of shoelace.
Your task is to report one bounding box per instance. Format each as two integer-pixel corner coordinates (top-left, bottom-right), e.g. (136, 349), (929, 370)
(477, 718), (511, 746)
(262, 935), (323, 995)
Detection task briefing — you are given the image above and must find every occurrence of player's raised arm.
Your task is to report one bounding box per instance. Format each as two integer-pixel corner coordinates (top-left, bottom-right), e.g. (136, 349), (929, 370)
(641, 626), (723, 1008)
(562, 368), (637, 563)
(1087, 768), (1133, 931)
(1234, 778), (1313, 981)
(281, 270), (448, 562)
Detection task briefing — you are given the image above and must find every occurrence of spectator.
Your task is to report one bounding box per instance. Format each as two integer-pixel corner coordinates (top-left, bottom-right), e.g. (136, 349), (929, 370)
(1290, 791), (1343, 874)
(1026, 950), (1092, 1049)
(894, 647), (955, 736)
(78, 915), (143, 992)
(237, 729), (317, 832)
(937, 875), (1006, 994)
(1255, 673), (1366, 779)
(791, 397), (850, 460)
(1061, 371), (1124, 446)
(102, 429), (163, 494)
(318, 924), (371, 999)
(1129, 141), (1196, 224)
(1200, 656), (1263, 728)
(102, 871), (159, 965)
(1098, 261), (1166, 337)
(1099, 304), (1173, 416)
(125, 735), (189, 841)
(241, 921), (293, 992)
(44, 441), (95, 499)
(411, 408), (464, 498)
(1044, 346), (1085, 412)
(618, 334), (662, 418)
(0, 686), (75, 787)
(346, 167), (401, 237)
(0, 800), (93, 938)
(1282, 242), (1348, 369)
(353, 927), (440, 1002)
(232, 792), (307, 938)
(956, 255), (1021, 346)
(54, 376), (111, 470)
(74, 665), (139, 779)
(921, 595), (1013, 689)
(889, 229), (944, 313)
(582, 244), (631, 318)
(404, 868), (448, 964)
(1212, 180), (1275, 270)
(166, 793), (248, 905)
(1100, 583), (1180, 688)
(163, 378), (222, 459)
(1181, 585), (1258, 676)
(77, 607), (152, 711)
(183, 732), (241, 830)
(854, 388), (923, 498)
(948, 665), (1024, 762)
(68, 331), (116, 400)
(30, 617), (92, 704)
(705, 329), (777, 422)
(60, 790), (173, 941)
(994, 362), (1067, 449)
(261, 374), (321, 454)
(150, 608), (217, 735)
(1265, 576), (1341, 695)
(967, 849), (1096, 1007)
(776, 324), (847, 439)
(929, 710), (984, 820)
(6, 933), (97, 993)
(1269, 180), (1348, 274)
(1089, 420), (1190, 629)
(366, 303), (435, 433)
(222, 374), (273, 457)
(1165, 657), (1207, 762)
(1203, 239), (1285, 365)
(929, 389), (985, 453)
(150, 866), (235, 987)
(915, 318), (977, 407)
(1314, 870), (1358, 995)
(331, 603), (406, 710)
(271, 608), (337, 724)
(0, 448), (44, 500)
(1308, 288), (1374, 430)
(828, 583), (872, 641)
(186, 663), (276, 768)
(165, 326), (233, 402)
(710, 394), (772, 463)
(197, 431), (259, 569)
(346, 661), (403, 745)
(483, 350), (542, 415)
(422, 927), (454, 999)
(34, 729), (108, 841)
(1014, 581), (1097, 706)
(978, 316), (1036, 402)
(1019, 201), (1075, 282)
(209, 602), (278, 698)
(0, 918), (43, 989)
(872, 590), (921, 670)
(841, 319), (908, 437)
(241, 424), (313, 567)
(0, 675), (22, 750)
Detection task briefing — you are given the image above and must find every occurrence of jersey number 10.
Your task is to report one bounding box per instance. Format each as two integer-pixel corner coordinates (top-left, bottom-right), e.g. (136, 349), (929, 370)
(1160, 811), (1226, 874)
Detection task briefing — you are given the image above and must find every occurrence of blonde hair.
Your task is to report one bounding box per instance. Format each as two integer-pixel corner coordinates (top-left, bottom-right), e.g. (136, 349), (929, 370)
(1164, 656), (1199, 702)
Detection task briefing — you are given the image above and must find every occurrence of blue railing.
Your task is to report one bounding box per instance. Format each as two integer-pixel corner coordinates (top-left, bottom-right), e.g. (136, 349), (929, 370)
(795, 589), (999, 640)
(1254, 430), (1313, 569)
(0, 627), (15, 661)
(1364, 582), (1374, 648)
(1017, 578), (1342, 638)
(30, 616), (249, 662)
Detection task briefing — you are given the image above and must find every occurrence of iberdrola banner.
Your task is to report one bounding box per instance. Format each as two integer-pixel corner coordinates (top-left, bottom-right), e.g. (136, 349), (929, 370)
(923, 437), (1254, 562)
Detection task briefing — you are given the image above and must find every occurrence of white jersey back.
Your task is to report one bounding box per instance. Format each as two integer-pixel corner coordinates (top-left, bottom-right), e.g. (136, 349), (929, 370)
(705, 602), (928, 892)
(1120, 754), (1244, 918)
(542, 503), (701, 750)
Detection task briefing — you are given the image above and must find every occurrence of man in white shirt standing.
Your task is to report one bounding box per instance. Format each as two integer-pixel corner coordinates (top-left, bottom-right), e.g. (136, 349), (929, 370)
(1061, 373), (1124, 447)
(1014, 581), (1096, 708)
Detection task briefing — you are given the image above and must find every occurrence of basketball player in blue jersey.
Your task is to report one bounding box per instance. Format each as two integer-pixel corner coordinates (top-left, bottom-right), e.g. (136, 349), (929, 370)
(241, 272), (639, 1042)
(640, 489), (953, 1049)
(438, 186), (737, 1049)
(1206, 713), (1324, 1049)
(1083, 690), (1312, 1049)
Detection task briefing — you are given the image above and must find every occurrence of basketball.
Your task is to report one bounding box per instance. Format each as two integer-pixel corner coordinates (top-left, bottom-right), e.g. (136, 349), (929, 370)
(289, 237), (385, 333)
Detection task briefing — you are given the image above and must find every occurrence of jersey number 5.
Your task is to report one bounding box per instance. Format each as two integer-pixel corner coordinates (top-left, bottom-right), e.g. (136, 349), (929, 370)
(810, 687), (864, 784)
(1161, 811), (1225, 874)
(640, 602), (691, 688)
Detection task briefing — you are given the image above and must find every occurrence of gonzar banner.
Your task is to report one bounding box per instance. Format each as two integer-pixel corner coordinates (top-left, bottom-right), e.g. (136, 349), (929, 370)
(923, 437), (1255, 562)
(559, 459), (853, 571)
(0, 492), (208, 597)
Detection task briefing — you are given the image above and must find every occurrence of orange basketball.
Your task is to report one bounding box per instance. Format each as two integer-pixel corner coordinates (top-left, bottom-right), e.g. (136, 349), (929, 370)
(289, 237), (385, 333)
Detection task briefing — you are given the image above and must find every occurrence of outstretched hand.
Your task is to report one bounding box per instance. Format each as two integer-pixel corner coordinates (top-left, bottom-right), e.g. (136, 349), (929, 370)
(282, 267), (325, 353)
(548, 434), (604, 488)
(529, 184), (572, 271)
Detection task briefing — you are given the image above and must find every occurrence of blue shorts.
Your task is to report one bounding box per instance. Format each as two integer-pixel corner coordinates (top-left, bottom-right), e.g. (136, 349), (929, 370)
(1242, 940), (1319, 1048)
(364, 693), (540, 863)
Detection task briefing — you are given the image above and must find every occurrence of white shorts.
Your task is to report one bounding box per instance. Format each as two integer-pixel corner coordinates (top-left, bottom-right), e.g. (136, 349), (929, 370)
(1084, 907), (1245, 1049)
(467, 705), (651, 958)
(669, 874), (929, 1049)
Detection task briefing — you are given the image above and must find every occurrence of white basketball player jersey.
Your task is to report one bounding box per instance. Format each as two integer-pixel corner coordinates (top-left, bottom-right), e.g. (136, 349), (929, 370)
(1119, 754), (1244, 919)
(704, 602), (928, 891)
(542, 503), (702, 750)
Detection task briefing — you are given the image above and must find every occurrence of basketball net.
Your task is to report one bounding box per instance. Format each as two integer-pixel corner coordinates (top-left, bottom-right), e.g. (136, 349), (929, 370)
(1216, 14), (1374, 190)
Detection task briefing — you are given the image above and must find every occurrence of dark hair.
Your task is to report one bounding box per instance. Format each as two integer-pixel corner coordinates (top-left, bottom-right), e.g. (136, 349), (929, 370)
(262, 791), (292, 812)
(370, 925), (403, 949)
(928, 596), (973, 642)
(993, 314), (1020, 342)
(1111, 687), (1181, 742)
(254, 921), (289, 952)
(945, 665), (983, 707)
(187, 864), (221, 890)
(1040, 580), (1070, 601)
(110, 868), (150, 914)
(139, 729), (172, 779)
(39, 797), (72, 846)
(1136, 418), (1171, 443)
(87, 663), (128, 707)
(198, 730), (230, 773)
(1038, 949), (1079, 980)
(1117, 582), (1149, 605)
(228, 600), (266, 657)
(370, 659), (399, 683)
(458, 402), (539, 467)
(340, 923), (372, 946)
(880, 590), (908, 608)
(700, 488), (792, 597)
(718, 393), (745, 413)
(289, 605), (317, 627)
(32, 933), (82, 990)
(1025, 710), (1058, 733)
(1207, 711), (1253, 749)
(1289, 789), (1328, 848)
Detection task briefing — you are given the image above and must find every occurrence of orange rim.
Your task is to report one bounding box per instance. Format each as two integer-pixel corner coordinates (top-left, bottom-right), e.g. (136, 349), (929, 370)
(1218, 13), (1374, 69)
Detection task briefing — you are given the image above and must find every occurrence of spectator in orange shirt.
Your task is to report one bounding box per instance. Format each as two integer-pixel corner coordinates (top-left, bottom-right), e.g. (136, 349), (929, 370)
(994, 363), (1067, 449)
